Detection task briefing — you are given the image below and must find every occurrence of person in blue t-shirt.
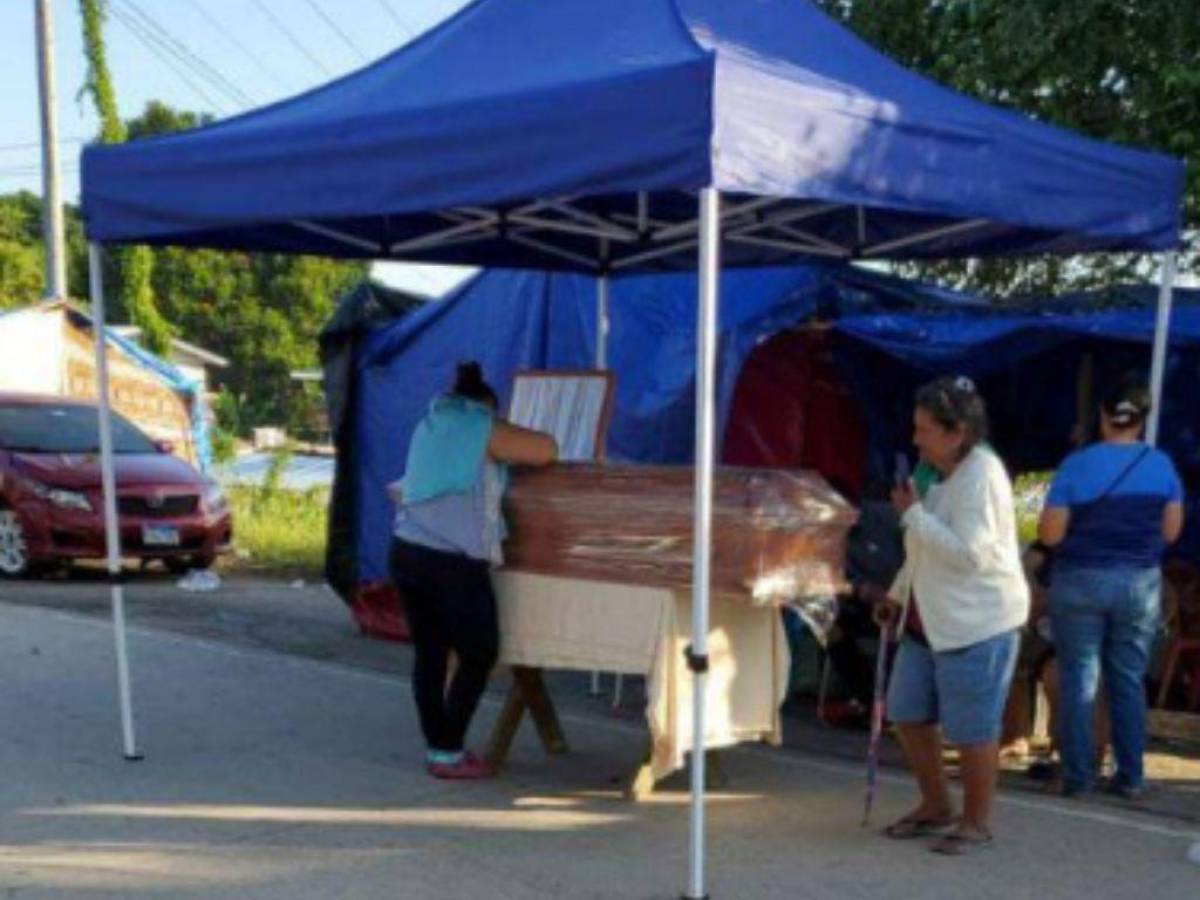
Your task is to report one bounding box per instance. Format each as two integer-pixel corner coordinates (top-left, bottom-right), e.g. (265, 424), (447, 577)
(1038, 379), (1184, 799)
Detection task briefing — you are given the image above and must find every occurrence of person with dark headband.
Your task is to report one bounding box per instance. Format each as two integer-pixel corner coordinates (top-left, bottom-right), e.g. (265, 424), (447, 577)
(1038, 377), (1184, 799)
(390, 362), (558, 779)
(875, 375), (1029, 855)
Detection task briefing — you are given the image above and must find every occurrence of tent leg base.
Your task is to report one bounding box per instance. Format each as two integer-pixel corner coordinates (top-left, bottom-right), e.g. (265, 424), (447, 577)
(124, 753), (144, 762)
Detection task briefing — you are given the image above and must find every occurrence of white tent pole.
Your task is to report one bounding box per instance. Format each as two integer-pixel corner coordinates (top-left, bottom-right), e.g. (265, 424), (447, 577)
(590, 260), (610, 697)
(596, 248), (610, 370)
(686, 187), (720, 900)
(88, 242), (141, 761)
(1146, 252), (1176, 446)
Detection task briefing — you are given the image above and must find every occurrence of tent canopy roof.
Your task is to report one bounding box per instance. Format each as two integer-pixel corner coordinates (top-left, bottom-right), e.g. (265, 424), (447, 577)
(81, 0), (1184, 271)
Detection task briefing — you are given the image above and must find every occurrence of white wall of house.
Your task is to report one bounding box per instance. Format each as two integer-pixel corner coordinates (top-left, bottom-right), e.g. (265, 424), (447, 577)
(0, 307), (66, 395)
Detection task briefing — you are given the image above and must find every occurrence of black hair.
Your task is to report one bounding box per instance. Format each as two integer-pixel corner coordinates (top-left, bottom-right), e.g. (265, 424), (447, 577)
(1101, 375), (1150, 431)
(452, 361), (498, 408)
(914, 375), (989, 455)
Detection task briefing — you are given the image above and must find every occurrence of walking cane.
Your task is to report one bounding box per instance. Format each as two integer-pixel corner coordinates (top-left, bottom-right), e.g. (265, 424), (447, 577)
(862, 616), (894, 827)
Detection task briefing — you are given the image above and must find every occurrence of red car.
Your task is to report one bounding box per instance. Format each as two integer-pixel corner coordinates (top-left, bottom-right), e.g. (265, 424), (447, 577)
(0, 393), (232, 577)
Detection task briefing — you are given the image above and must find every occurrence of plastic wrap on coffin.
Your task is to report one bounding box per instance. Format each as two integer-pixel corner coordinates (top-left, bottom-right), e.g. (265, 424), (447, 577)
(502, 464), (857, 606)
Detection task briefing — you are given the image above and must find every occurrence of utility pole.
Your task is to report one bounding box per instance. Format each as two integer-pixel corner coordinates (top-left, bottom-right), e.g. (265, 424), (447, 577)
(35, 0), (68, 300)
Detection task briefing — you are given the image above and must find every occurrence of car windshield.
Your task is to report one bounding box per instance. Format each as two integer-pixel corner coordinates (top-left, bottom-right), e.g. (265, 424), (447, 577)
(0, 403), (158, 455)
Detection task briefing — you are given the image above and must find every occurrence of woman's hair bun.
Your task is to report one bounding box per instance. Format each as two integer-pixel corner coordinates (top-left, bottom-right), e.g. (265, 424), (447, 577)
(455, 361), (485, 392)
(1102, 376), (1150, 429)
(452, 360), (498, 406)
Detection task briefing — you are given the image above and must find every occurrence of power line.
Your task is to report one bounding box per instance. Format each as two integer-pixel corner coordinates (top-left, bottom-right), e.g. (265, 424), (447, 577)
(0, 163), (81, 176)
(301, 0), (369, 63)
(249, 0), (334, 78)
(0, 136), (88, 153)
(115, 0), (257, 108)
(181, 0), (293, 94)
(111, 0), (241, 109)
(107, 3), (230, 113)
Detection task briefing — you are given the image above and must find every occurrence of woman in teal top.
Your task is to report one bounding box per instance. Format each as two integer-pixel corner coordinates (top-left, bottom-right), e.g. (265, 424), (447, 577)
(391, 363), (557, 779)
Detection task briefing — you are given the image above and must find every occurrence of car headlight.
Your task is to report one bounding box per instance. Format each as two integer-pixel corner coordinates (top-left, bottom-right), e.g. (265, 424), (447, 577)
(48, 488), (93, 512)
(202, 481), (228, 514)
(18, 477), (92, 512)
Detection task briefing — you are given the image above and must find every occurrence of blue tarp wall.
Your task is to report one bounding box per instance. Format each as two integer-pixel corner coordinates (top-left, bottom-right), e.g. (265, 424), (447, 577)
(350, 265), (1200, 584)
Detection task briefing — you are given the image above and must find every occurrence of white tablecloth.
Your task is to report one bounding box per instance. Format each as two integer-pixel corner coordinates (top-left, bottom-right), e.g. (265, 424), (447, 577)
(493, 571), (789, 781)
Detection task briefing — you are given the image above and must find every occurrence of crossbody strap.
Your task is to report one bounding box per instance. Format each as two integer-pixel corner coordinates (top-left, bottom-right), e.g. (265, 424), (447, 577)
(1073, 445), (1151, 523)
(1095, 446), (1151, 505)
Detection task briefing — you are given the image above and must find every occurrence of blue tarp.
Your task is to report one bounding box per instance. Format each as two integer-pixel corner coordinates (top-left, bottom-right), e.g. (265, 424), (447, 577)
(82, 0), (1182, 262)
(832, 307), (1200, 483)
(349, 264), (1198, 583)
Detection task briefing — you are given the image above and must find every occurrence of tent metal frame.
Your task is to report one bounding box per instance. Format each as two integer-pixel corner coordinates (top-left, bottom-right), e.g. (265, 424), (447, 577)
(283, 196), (1008, 273)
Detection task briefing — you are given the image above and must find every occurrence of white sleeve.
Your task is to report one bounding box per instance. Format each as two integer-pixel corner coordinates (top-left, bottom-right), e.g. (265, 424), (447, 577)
(901, 460), (1007, 574)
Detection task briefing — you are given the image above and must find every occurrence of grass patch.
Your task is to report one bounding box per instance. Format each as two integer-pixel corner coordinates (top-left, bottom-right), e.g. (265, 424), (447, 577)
(227, 485), (328, 574)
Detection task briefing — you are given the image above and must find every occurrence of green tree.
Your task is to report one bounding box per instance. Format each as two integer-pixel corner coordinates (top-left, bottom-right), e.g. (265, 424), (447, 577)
(125, 100), (214, 141)
(0, 193), (47, 307)
(149, 244), (363, 431)
(4, 93), (366, 432)
(815, 0), (1199, 296)
(119, 103), (367, 432)
(78, 0), (172, 353)
(0, 192), (89, 308)
(78, 0), (124, 143)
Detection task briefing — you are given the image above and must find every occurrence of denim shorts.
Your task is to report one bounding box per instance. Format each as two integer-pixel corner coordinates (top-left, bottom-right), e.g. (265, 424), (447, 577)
(886, 629), (1020, 746)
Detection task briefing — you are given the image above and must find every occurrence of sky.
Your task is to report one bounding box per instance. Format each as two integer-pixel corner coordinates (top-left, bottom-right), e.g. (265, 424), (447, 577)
(1, 0), (475, 297)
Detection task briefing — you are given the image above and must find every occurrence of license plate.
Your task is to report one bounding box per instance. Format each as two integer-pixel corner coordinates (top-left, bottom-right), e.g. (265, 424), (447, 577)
(142, 525), (181, 547)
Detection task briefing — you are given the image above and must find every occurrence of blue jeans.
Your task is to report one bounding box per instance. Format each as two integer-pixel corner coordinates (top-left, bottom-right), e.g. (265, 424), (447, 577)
(1049, 566), (1161, 792)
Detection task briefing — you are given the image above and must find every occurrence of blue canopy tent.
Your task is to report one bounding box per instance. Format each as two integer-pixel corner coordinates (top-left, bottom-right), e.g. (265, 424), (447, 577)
(342, 269), (1200, 590)
(80, 1), (1184, 894)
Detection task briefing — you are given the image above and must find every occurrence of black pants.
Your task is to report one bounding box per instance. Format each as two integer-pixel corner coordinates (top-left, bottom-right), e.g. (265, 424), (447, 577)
(390, 538), (499, 753)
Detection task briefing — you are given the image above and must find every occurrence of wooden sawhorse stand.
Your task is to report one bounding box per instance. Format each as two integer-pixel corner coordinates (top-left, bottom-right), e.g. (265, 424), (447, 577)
(484, 665), (726, 800)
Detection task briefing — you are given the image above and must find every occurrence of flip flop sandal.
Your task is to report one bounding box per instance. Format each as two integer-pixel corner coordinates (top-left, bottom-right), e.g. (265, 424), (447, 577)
(882, 815), (955, 839)
(931, 829), (994, 856)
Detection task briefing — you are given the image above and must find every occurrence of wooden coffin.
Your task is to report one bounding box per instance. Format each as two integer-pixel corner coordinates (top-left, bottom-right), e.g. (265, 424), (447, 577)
(503, 464), (857, 603)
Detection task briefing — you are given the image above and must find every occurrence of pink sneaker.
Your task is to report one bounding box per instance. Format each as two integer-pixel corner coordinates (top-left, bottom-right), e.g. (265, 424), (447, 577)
(427, 751), (496, 780)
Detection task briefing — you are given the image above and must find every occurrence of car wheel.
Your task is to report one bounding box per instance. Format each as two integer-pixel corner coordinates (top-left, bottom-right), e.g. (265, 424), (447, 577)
(0, 509), (31, 577)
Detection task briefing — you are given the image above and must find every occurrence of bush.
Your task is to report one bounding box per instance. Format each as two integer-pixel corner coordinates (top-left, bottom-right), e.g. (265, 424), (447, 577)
(210, 426), (236, 465)
(228, 484), (327, 573)
(212, 388), (243, 436)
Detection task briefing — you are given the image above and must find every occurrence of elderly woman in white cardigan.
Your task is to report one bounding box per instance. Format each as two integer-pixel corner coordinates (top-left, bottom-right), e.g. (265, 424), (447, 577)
(874, 376), (1030, 855)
